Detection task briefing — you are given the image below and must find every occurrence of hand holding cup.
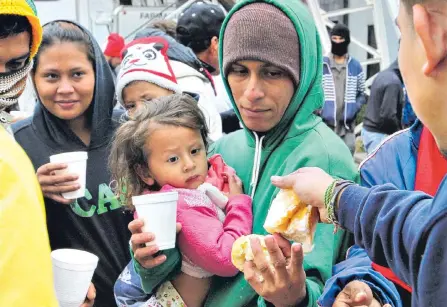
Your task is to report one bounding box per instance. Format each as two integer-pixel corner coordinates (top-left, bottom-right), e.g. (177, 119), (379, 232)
(129, 219), (182, 269)
(37, 162), (80, 204)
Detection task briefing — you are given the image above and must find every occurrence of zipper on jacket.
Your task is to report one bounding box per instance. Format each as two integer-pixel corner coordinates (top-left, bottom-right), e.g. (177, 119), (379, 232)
(344, 56), (353, 130)
(250, 132), (265, 199)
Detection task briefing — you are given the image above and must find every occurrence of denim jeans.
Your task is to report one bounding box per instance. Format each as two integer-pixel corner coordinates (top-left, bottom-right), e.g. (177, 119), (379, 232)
(361, 128), (388, 154)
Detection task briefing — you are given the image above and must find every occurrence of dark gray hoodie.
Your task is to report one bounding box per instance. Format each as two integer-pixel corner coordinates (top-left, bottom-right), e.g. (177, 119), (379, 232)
(12, 21), (132, 307)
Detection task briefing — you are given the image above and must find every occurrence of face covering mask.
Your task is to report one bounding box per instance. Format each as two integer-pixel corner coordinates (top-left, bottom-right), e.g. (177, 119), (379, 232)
(0, 59), (33, 112)
(331, 41), (349, 57)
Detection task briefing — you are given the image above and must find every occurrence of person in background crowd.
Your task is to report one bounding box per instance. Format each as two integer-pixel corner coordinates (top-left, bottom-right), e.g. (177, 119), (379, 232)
(104, 32), (125, 75)
(124, 1), (358, 306)
(271, 0), (447, 305)
(149, 19), (178, 40)
(177, 1), (224, 75)
(177, 1), (239, 133)
(362, 60), (405, 154)
(12, 20), (132, 307)
(134, 28), (222, 141)
(322, 24), (366, 154)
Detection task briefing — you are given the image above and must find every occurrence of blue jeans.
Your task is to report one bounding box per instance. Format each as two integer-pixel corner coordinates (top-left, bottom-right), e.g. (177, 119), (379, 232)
(361, 128), (388, 154)
(114, 261), (150, 306)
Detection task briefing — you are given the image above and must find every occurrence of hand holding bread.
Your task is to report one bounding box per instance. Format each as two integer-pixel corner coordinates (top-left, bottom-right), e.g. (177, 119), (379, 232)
(232, 234), (307, 307)
(229, 188), (316, 307)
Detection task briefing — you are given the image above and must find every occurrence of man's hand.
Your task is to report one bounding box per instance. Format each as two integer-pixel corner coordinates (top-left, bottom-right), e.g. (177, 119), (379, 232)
(244, 234), (307, 307)
(271, 168), (336, 223)
(333, 281), (391, 307)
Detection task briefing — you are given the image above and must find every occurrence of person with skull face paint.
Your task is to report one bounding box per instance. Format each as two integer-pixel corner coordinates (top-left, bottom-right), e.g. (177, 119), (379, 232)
(321, 24), (366, 154)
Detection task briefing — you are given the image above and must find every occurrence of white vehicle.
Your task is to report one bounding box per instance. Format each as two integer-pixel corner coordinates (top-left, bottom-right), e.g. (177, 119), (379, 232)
(34, 0), (227, 47)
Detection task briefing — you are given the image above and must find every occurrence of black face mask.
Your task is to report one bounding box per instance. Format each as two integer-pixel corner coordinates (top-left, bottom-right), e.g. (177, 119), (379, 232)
(331, 41), (349, 57)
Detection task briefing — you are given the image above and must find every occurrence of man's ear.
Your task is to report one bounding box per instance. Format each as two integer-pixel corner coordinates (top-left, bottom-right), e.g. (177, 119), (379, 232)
(135, 164), (155, 186)
(413, 4), (447, 75)
(211, 36), (219, 56)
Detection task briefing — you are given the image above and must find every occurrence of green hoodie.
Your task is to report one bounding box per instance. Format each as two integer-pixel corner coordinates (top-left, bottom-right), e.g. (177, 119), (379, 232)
(133, 0), (358, 306)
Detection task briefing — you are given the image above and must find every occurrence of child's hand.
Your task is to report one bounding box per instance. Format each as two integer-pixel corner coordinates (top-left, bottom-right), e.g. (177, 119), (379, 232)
(129, 219), (182, 269)
(225, 173), (243, 197)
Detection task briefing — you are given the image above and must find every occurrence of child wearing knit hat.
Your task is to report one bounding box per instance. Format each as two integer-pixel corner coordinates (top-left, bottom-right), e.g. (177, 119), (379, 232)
(116, 36), (182, 114)
(116, 36), (222, 141)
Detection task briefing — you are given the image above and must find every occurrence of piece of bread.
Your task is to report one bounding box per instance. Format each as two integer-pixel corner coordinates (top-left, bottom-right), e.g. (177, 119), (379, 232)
(231, 234), (270, 272)
(263, 189), (318, 253)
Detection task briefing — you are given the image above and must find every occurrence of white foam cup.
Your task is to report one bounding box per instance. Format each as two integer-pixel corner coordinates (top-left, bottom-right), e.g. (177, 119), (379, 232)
(51, 249), (99, 307)
(50, 151), (88, 199)
(132, 191), (179, 250)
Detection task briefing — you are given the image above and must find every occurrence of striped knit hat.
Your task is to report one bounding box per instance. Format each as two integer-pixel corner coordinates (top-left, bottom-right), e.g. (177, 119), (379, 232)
(0, 0), (43, 59)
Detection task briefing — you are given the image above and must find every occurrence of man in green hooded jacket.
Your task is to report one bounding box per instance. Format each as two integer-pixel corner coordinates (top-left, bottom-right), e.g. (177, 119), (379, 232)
(125, 0), (358, 306)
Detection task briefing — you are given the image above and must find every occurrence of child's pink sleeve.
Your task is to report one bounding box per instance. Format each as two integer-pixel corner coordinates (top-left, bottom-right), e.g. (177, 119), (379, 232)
(177, 193), (252, 277)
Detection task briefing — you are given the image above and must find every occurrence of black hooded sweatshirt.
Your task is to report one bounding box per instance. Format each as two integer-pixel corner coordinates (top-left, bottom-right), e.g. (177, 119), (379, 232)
(13, 21), (132, 307)
(363, 60), (405, 135)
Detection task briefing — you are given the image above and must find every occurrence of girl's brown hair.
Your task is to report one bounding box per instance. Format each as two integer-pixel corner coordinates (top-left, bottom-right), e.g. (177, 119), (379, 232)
(109, 93), (209, 208)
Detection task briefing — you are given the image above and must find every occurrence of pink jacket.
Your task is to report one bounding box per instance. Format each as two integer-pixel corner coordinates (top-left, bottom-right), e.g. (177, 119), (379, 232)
(159, 155), (252, 278)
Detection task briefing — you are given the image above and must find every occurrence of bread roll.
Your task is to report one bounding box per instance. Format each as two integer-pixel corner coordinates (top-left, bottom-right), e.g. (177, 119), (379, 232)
(263, 189), (318, 253)
(231, 234), (270, 272)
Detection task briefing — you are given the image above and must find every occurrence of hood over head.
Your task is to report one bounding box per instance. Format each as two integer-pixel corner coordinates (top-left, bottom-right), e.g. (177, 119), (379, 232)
(31, 20), (117, 150)
(219, 0), (324, 148)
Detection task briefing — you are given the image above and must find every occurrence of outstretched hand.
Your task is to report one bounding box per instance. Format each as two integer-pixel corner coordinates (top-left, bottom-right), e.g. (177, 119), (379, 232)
(244, 234), (307, 307)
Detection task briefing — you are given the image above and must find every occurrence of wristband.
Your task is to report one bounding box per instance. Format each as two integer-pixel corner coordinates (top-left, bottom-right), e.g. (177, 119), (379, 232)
(324, 179), (355, 232)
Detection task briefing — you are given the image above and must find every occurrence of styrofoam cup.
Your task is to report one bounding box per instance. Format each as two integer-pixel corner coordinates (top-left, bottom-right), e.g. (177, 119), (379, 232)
(132, 191), (179, 250)
(50, 152), (88, 199)
(51, 249), (99, 307)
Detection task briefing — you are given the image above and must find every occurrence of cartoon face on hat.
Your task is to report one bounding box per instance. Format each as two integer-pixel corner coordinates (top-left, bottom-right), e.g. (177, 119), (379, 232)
(121, 38), (177, 83)
(116, 37), (181, 106)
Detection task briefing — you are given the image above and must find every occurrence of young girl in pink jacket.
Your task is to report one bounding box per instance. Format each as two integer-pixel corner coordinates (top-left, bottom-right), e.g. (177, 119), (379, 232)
(110, 93), (253, 307)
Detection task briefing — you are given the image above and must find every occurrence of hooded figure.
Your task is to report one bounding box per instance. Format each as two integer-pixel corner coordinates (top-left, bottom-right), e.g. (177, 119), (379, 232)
(12, 20), (132, 307)
(362, 60), (405, 153)
(127, 1), (358, 306)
